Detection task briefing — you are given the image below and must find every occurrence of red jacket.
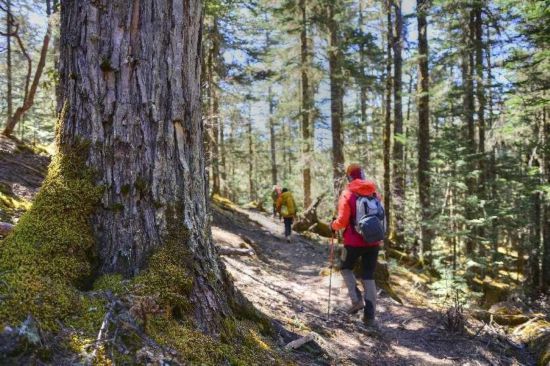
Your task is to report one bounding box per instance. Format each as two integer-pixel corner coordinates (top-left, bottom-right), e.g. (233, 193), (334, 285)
(331, 179), (382, 247)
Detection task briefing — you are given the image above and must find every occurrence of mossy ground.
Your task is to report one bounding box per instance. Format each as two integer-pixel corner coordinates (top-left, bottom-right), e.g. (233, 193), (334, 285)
(0, 143), (102, 330)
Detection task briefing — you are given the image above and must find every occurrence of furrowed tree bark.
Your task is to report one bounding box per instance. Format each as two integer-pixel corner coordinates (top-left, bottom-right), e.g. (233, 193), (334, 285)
(391, 0), (405, 246)
(58, 0), (234, 334)
(300, 0), (313, 208)
(383, 0), (393, 242)
(417, 0), (432, 262)
(327, 1), (345, 197)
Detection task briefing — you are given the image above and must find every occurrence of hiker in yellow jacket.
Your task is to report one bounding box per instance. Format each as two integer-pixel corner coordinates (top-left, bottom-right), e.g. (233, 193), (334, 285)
(276, 188), (297, 243)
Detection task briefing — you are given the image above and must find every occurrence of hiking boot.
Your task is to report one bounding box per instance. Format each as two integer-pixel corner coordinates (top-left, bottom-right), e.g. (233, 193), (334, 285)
(285, 236), (291, 243)
(346, 300), (365, 315)
(362, 316), (377, 327)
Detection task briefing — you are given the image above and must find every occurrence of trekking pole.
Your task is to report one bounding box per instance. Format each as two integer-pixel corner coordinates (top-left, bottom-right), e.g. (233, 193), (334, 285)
(327, 233), (335, 321)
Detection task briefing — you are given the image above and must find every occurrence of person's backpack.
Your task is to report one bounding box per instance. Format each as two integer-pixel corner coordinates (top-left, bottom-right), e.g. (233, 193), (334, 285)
(354, 194), (386, 243)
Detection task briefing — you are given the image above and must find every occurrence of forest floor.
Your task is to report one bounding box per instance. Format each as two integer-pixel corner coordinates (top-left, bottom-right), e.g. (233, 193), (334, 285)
(212, 203), (536, 366)
(0, 138), (541, 365)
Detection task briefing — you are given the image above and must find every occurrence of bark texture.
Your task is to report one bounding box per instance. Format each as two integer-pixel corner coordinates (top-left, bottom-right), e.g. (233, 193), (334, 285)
(58, 0), (231, 333)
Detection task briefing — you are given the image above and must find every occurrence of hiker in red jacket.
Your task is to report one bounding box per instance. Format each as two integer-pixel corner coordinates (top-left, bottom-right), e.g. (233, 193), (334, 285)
(331, 164), (384, 326)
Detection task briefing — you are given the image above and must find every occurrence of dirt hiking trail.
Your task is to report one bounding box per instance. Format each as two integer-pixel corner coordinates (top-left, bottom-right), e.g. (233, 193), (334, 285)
(212, 204), (535, 366)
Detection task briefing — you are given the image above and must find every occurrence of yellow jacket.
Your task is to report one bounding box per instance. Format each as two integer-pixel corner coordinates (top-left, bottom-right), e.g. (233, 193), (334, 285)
(276, 191), (297, 218)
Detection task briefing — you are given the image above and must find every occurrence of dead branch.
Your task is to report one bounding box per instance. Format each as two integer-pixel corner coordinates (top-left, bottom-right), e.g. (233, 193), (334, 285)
(216, 246), (255, 256)
(284, 332), (319, 350)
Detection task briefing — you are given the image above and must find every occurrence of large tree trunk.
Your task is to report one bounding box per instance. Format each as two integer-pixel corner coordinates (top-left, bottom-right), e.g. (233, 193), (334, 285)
(327, 2), (345, 197)
(391, 0), (405, 245)
(300, 0), (313, 208)
(383, 0), (393, 241)
(58, 0), (232, 333)
(417, 0), (432, 261)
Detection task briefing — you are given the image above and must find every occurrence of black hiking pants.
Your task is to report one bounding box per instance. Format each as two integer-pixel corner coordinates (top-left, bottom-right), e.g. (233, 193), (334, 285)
(283, 217), (293, 237)
(341, 246), (379, 280)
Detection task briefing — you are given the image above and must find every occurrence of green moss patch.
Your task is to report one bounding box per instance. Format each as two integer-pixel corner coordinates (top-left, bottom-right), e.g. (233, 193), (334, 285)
(148, 315), (283, 366)
(0, 145), (102, 330)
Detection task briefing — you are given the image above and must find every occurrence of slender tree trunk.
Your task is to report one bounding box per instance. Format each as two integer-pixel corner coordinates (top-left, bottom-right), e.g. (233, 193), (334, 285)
(461, 7), (476, 255)
(327, 2), (345, 196)
(485, 25), (494, 129)
(5, 0), (13, 133)
(58, 0), (242, 334)
(383, 0), (393, 237)
(220, 109), (226, 196)
(475, 2), (486, 254)
(268, 86), (277, 186)
(300, 0), (312, 207)
(392, 0), (405, 245)
(531, 188), (542, 291)
(542, 107), (550, 292)
(247, 109), (255, 201)
(417, 0), (432, 262)
(210, 19), (221, 195)
(358, 0), (370, 168)
(3, 12), (52, 136)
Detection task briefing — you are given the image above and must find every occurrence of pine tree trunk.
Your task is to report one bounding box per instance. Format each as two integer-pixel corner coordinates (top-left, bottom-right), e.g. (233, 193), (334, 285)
(474, 2), (486, 254)
(383, 0), (393, 239)
(392, 0), (405, 245)
(358, 0), (370, 170)
(5, 0), (13, 133)
(417, 0), (432, 261)
(327, 2), (345, 196)
(58, 0), (233, 333)
(268, 86), (277, 186)
(542, 107), (550, 292)
(210, 19), (221, 195)
(247, 110), (255, 201)
(220, 108), (227, 196)
(461, 8), (476, 255)
(300, 0), (312, 207)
